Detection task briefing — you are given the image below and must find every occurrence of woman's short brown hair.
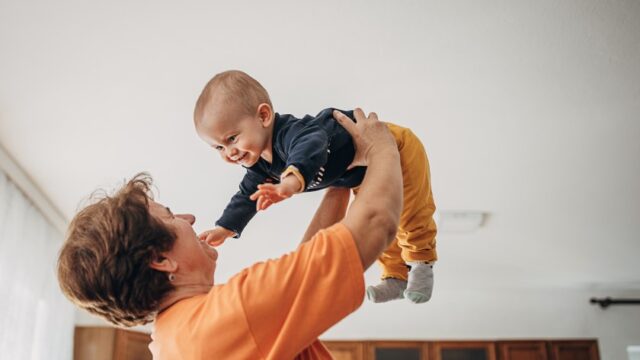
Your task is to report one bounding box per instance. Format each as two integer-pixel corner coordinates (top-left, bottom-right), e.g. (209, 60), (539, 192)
(57, 173), (176, 327)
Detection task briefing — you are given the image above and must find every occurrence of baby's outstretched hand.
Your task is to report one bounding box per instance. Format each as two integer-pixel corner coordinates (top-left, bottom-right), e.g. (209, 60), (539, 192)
(250, 182), (295, 211)
(199, 226), (235, 247)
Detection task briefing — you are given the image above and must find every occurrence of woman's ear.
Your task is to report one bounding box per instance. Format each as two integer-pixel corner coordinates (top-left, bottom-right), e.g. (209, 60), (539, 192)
(257, 103), (273, 128)
(149, 254), (178, 273)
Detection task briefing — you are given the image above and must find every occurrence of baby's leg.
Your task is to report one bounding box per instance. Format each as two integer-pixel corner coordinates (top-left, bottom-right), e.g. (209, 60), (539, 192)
(366, 236), (409, 303)
(355, 123), (438, 303)
(389, 123), (438, 303)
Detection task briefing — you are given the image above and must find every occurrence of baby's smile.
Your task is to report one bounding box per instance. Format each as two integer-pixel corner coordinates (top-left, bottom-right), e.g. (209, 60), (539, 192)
(231, 152), (248, 164)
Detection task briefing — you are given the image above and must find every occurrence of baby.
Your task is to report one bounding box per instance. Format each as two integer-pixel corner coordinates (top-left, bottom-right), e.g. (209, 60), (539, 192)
(194, 70), (438, 303)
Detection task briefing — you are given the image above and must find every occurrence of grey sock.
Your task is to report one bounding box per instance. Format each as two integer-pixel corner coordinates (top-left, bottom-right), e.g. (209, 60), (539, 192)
(404, 261), (434, 304)
(366, 278), (408, 303)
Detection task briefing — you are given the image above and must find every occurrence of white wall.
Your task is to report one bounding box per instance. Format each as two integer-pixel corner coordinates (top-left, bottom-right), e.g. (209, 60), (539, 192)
(9, 0), (636, 358)
(76, 283), (640, 359)
(587, 289), (640, 360)
(322, 286), (640, 360)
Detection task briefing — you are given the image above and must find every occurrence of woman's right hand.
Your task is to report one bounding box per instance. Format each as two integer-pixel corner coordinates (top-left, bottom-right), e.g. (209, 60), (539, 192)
(199, 226), (235, 247)
(333, 108), (402, 270)
(333, 108), (396, 169)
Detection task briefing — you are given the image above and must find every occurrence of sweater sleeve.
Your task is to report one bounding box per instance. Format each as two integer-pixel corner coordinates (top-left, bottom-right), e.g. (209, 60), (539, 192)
(215, 169), (267, 237)
(281, 123), (330, 190)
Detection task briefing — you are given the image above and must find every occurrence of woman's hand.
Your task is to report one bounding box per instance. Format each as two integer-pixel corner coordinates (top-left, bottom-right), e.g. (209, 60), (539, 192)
(333, 108), (402, 269)
(333, 108), (396, 169)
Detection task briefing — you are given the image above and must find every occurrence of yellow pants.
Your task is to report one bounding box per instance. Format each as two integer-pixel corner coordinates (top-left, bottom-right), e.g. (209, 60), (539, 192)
(353, 123), (437, 281)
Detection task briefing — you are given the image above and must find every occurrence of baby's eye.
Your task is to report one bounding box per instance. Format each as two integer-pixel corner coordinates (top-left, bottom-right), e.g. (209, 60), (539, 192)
(228, 135), (238, 143)
(214, 145), (223, 151)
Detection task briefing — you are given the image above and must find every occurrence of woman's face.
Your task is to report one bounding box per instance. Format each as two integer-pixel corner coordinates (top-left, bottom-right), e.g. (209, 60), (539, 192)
(149, 201), (218, 285)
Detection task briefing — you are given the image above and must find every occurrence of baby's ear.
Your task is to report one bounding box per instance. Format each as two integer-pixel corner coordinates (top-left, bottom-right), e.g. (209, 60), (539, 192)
(257, 103), (273, 127)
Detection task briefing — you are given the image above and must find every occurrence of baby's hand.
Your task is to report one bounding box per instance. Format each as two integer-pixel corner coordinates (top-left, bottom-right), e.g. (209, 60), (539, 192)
(198, 226), (235, 247)
(250, 176), (300, 211)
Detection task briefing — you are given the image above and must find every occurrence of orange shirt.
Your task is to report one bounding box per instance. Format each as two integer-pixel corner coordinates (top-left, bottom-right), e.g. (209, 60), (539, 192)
(150, 223), (364, 359)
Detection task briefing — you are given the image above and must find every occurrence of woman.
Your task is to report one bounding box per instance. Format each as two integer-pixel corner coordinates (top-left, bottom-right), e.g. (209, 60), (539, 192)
(57, 109), (403, 359)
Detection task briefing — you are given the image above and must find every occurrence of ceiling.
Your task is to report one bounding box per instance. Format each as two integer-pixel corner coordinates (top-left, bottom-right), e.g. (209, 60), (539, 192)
(1, 0), (639, 310)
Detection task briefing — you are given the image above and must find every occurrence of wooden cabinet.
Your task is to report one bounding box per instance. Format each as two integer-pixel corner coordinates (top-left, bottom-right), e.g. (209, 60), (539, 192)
(73, 328), (598, 360)
(324, 341), (365, 360)
(548, 341), (599, 360)
(432, 341), (496, 360)
(368, 341), (429, 360)
(497, 341), (548, 360)
(73, 326), (152, 360)
(324, 340), (598, 360)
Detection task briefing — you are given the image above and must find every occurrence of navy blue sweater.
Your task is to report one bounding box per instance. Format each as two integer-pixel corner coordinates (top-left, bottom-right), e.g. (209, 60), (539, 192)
(215, 108), (366, 237)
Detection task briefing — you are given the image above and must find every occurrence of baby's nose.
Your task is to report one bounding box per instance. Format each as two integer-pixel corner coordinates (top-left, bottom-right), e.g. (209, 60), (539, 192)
(227, 148), (240, 160)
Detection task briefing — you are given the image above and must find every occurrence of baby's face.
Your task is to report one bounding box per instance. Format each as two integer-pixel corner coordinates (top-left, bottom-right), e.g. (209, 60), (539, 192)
(197, 104), (271, 167)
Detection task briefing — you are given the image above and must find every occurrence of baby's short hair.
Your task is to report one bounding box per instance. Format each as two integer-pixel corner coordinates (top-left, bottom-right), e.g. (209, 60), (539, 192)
(195, 70), (272, 122)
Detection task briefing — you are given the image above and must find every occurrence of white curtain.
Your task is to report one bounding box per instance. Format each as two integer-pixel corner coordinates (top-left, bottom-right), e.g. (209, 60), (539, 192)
(0, 170), (74, 359)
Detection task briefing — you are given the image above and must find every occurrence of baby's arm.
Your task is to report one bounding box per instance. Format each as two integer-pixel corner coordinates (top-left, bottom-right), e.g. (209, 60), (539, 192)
(199, 226), (236, 247)
(249, 171), (303, 211)
(250, 123), (330, 211)
(202, 169), (266, 246)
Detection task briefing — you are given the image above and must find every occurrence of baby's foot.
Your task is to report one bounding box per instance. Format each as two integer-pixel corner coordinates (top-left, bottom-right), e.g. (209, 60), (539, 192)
(366, 278), (407, 303)
(404, 262), (434, 304)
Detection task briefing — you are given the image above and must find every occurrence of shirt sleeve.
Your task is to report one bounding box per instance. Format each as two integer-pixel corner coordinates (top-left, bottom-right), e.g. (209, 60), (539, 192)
(215, 169), (267, 237)
(281, 123), (330, 190)
(234, 223), (364, 359)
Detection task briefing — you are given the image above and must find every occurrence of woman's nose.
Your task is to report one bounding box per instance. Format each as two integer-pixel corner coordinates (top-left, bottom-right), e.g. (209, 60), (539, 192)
(177, 214), (196, 225)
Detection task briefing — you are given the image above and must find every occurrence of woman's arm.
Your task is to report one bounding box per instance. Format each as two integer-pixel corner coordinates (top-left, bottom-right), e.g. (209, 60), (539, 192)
(300, 187), (351, 244)
(335, 109), (403, 270)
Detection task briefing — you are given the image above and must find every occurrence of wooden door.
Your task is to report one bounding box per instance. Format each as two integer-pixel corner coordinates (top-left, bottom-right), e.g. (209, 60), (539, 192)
(74, 327), (116, 360)
(113, 329), (152, 360)
(323, 341), (365, 360)
(432, 341), (496, 360)
(73, 326), (152, 360)
(548, 340), (599, 360)
(497, 341), (547, 360)
(368, 341), (429, 360)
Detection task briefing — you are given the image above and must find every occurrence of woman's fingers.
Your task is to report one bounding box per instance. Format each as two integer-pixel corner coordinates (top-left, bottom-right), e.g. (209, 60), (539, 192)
(333, 110), (358, 135)
(335, 108), (373, 169)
